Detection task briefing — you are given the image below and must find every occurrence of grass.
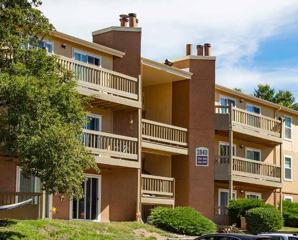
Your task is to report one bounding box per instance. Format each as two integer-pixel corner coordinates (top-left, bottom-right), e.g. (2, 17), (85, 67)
(279, 227), (298, 233)
(0, 219), (175, 240)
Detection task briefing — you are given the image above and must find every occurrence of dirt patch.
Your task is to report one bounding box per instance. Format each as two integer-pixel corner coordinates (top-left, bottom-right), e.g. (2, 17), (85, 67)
(134, 228), (169, 240)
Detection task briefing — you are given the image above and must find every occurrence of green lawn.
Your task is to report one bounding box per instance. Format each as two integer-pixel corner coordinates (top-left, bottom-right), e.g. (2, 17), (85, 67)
(0, 219), (176, 240)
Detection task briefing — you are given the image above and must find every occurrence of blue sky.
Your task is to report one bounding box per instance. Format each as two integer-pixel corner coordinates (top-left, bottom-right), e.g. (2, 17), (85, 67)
(40, 0), (298, 99)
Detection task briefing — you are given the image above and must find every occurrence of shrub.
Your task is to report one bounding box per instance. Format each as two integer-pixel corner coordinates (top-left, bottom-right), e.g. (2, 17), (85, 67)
(246, 207), (283, 234)
(228, 199), (273, 225)
(283, 201), (298, 227)
(149, 207), (216, 236)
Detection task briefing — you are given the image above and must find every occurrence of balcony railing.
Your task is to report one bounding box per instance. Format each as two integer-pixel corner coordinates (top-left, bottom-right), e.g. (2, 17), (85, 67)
(57, 55), (139, 102)
(0, 192), (43, 219)
(215, 106), (282, 138)
(141, 174), (175, 203)
(215, 156), (281, 183)
(83, 129), (138, 161)
(142, 119), (188, 148)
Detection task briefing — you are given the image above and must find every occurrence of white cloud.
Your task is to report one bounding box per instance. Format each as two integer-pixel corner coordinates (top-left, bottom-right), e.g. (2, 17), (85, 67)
(40, 0), (298, 98)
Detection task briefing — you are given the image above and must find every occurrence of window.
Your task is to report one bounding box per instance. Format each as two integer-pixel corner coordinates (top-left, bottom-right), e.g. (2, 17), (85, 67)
(218, 142), (236, 163)
(38, 40), (53, 53)
(219, 96), (236, 113)
(284, 196), (293, 202)
(284, 116), (292, 140)
(74, 50), (101, 66)
(246, 104), (261, 114)
(246, 104), (261, 127)
(85, 114), (102, 131)
(284, 156), (293, 181)
(245, 148), (261, 161)
(245, 191), (262, 200)
(218, 188), (236, 215)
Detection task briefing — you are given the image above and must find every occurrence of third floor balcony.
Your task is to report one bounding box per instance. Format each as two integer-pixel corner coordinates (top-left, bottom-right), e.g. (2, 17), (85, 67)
(215, 106), (283, 145)
(57, 55), (141, 109)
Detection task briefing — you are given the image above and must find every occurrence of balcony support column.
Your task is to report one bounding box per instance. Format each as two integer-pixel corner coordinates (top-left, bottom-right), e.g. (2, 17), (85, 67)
(228, 105), (234, 200)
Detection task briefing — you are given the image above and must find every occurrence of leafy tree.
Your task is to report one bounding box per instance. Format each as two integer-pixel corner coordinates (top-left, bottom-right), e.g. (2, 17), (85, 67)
(254, 84), (298, 111)
(0, 0), (97, 197)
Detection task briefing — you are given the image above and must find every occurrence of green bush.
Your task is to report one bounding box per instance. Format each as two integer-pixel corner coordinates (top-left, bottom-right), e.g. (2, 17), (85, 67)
(246, 207), (283, 234)
(149, 207), (216, 236)
(283, 201), (298, 227)
(228, 199), (273, 225)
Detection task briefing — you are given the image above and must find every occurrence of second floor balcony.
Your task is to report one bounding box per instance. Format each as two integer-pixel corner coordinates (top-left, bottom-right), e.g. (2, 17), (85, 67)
(57, 55), (141, 109)
(215, 156), (282, 188)
(141, 119), (188, 155)
(82, 129), (139, 168)
(215, 106), (282, 144)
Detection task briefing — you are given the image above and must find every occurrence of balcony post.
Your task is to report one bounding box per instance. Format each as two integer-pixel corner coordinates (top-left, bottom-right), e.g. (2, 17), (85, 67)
(228, 104), (234, 200)
(279, 117), (284, 212)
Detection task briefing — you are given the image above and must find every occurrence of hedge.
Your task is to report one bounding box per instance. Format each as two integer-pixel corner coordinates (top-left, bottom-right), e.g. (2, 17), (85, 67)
(228, 199), (273, 226)
(283, 200), (298, 227)
(246, 207), (283, 234)
(149, 207), (216, 236)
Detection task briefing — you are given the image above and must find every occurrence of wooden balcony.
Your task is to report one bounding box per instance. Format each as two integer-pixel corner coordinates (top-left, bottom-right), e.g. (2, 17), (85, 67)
(83, 129), (139, 168)
(57, 55), (141, 109)
(215, 156), (282, 188)
(215, 106), (282, 145)
(141, 119), (188, 155)
(0, 192), (43, 219)
(141, 174), (175, 206)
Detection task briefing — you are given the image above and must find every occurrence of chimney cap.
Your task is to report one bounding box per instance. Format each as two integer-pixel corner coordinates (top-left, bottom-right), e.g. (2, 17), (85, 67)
(119, 14), (129, 18)
(128, 13), (137, 17)
(197, 44), (203, 48)
(204, 43), (211, 47)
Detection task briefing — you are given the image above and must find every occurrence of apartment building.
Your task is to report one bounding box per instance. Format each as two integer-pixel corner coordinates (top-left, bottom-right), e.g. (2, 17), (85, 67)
(0, 13), (297, 224)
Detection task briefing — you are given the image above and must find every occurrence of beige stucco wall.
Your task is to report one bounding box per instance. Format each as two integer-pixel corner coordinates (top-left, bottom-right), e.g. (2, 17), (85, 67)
(86, 107), (113, 133)
(51, 37), (113, 70)
(143, 83), (172, 125)
(143, 153), (172, 177)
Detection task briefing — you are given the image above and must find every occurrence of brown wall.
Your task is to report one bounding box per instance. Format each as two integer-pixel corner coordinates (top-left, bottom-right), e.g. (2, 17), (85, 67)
(0, 158), (16, 192)
(113, 109), (138, 137)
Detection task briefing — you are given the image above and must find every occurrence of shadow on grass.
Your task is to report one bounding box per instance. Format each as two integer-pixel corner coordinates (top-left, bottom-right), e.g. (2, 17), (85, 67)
(0, 220), (17, 228)
(0, 231), (25, 240)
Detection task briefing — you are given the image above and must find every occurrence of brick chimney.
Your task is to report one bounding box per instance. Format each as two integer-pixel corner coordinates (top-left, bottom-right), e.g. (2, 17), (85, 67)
(204, 43), (211, 56)
(128, 13), (138, 27)
(196, 45), (203, 56)
(186, 44), (192, 55)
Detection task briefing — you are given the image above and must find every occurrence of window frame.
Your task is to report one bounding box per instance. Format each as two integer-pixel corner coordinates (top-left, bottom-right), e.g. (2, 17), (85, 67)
(245, 191), (262, 200)
(39, 40), (54, 53)
(284, 116), (292, 141)
(246, 103), (261, 115)
(73, 48), (102, 67)
(85, 113), (102, 132)
(245, 147), (262, 161)
(284, 195), (293, 202)
(218, 188), (237, 215)
(218, 141), (237, 156)
(284, 155), (293, 181)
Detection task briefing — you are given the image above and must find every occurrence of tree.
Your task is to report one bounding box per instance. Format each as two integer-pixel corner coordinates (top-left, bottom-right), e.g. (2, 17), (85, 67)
(0, 0), (97, 197)
(254, 84), (298, 111)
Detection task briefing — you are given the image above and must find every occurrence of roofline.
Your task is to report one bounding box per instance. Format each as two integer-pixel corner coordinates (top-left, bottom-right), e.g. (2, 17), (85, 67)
(141, 57), (193, 79)
(92, 26), (142, 36)
(172, 55), (216, 62)
(51, 31), (125, 58)
(216, 84), (298, 116)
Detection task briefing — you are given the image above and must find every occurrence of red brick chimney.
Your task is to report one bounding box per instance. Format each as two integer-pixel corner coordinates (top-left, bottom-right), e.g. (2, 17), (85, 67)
(119, 14), (129, 27)
(196, 45), (203, 56)
(204, 43), (211, 56)
(186, 44), (192, 55)
(128, 13), (138, 27)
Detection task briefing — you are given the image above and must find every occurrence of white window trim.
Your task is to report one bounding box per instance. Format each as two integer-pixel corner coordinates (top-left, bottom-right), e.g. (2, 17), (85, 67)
(284, 155), (293, 182)
(245, 191), (262, 199)
(245, 147), (262, 161)
(246, 103), (261, 114)
(284, 116), (292, 141)
(218, 141), (237, 156)
(284, 195), (294, 202)
(218, 188), (237, 215)
(219, 95), (236, 106)
(73, 48), (102, 67)
(69, 174), (102, 222)
(16, 166), (40, 192)
(86, 113), (102, 132)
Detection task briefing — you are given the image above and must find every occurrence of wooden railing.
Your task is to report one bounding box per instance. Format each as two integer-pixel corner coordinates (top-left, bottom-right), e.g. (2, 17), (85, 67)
(215, 105), (282, 138)
(57, 55), (139, 101)
(141, 174), (175, 199)
(82, 129), (138, 161)
(142, 119), (187, 148)
(215, 156), (281, 182)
